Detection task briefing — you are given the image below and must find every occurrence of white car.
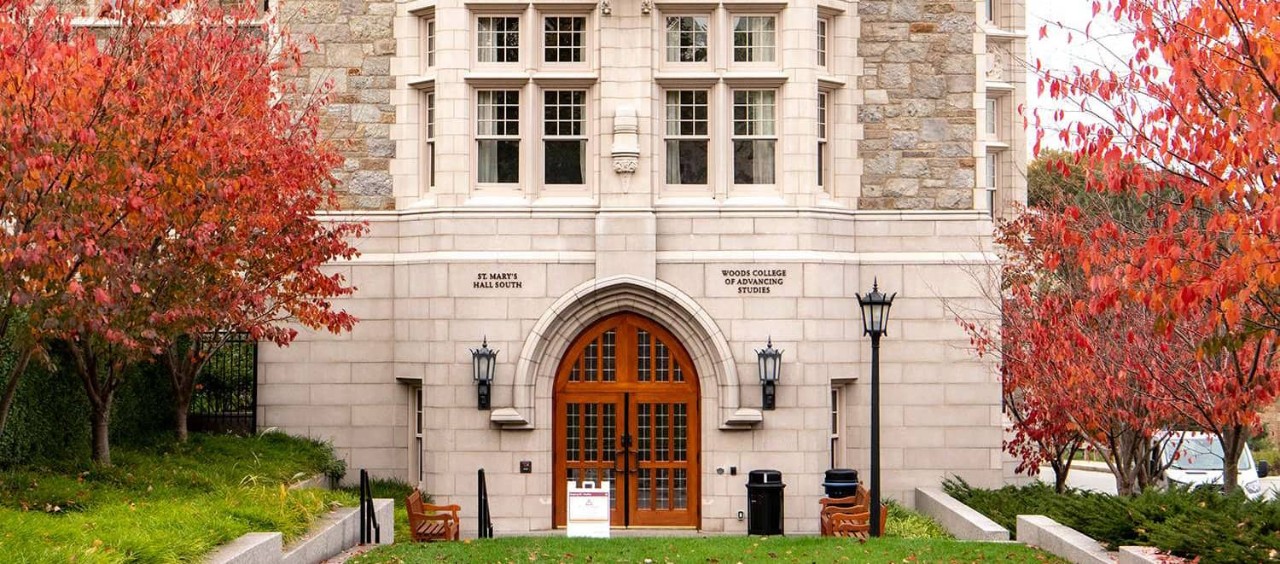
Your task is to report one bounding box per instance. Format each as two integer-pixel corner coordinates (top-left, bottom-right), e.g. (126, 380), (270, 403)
(1157, 432), (1270, 500)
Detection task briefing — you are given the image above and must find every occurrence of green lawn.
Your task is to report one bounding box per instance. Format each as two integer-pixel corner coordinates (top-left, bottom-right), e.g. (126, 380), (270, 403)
(351, 536), (1063, 563)
(0, 432), (357, 563)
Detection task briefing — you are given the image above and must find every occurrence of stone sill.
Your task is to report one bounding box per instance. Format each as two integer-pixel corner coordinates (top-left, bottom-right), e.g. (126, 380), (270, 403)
(984, 27), (1029, 40)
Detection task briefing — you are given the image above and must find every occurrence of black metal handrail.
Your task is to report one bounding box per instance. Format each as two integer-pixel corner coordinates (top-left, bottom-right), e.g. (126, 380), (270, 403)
(359, 469), (381, 544)
(478, 469), (494, 538)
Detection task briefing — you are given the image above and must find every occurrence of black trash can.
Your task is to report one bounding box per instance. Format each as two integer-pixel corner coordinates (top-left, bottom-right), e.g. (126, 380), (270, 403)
(747, 469), (785, 535)
(822, 468), (859, 499)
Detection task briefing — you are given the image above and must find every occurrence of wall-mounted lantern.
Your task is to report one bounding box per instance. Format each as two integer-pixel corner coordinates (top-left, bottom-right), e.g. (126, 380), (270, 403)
(471, 337), (498, 410)
(756, 337), (783, 410)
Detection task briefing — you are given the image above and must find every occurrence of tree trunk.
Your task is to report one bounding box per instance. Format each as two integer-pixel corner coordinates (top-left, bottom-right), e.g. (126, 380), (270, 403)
(175, 397), (190, 443)
(91, 399), (112, 466)
(165, 335), (210, 444)
(66, 338), (122, 466)
(1222, 427), (1246, 494)
(0, 348), (33, 440)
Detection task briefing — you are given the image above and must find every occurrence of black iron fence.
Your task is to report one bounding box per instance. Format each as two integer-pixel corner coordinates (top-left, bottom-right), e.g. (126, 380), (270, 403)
(189, 332), (258, 435)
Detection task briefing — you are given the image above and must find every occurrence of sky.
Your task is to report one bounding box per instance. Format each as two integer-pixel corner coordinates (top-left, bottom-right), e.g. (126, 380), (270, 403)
(1025, 3), (1138, 149)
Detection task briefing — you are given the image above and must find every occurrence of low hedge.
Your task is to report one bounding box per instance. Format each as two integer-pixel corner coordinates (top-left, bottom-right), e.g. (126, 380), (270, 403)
(944, 477), (1280, 563)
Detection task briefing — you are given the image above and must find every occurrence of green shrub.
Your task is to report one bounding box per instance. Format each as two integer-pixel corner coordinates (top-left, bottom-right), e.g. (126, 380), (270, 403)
(0, 343), (177, 467)
(944, 476), (1280, 563)
(884, 501), (952, 539)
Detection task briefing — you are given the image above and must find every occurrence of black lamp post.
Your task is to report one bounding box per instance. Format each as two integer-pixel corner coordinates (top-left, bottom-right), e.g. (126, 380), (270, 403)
(856, 279), (895, 537)
(756, 337), (783, 410)
(471, 337), (497, 410)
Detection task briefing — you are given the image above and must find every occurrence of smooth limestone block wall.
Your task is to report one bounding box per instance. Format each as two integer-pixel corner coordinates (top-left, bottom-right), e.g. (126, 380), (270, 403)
(260, 210), (1002, 533)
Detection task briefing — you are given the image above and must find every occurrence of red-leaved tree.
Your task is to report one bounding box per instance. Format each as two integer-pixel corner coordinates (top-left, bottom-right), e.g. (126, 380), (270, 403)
(0, 0), (363, 463)
(1035, 0), (1280, 492)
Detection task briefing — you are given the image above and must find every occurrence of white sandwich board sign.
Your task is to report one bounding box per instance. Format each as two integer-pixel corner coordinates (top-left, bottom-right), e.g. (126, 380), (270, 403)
(566, 481), (610, 538)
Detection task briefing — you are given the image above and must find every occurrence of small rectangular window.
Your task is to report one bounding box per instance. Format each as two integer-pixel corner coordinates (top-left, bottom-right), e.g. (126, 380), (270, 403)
(830, 387), (841, 468)
(544, 16), (585, 63)
(478, 16), (520, 63)
(415, 386), (425, 483)
(985, 0), (996, 24)
(477, 90), (521, 183)
(733, 16), (775, 63)
(665, 16), (708, 63)
(426, 18), (436, 67)
(818, 91), (828, 188)
(817, 18), (828, 68)
(987, 152), (999, 190)
(665, 90), (709, 184)
(425, 92), (436, 188)
(986, 98), (998, 136)
(732, 90), (776, 184)
(544, 90), (586, 184)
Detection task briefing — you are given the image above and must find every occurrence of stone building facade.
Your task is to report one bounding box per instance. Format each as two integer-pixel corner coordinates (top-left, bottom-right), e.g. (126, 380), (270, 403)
(249, 0), (1027, 534)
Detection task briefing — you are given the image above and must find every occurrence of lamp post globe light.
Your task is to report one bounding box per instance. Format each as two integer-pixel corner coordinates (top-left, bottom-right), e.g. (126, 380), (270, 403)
(856, 279), (895, 537)
(756, 337), (783, 410)
(471, 337), (498, 410)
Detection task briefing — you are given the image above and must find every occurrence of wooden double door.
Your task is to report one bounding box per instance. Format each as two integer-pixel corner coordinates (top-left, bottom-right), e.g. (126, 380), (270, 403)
(553, 313), (701, 528)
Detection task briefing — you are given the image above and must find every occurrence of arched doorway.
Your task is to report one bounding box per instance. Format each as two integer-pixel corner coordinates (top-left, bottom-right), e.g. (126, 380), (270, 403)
(552, 312), (701, 528)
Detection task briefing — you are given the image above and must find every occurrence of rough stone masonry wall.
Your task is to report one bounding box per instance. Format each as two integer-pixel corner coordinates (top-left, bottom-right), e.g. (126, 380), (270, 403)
(858, 1), (978, 210)
(282, 0), (397, 210)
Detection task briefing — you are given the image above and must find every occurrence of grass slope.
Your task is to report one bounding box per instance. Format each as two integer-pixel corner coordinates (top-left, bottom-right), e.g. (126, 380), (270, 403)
(0, 432), (357, 563)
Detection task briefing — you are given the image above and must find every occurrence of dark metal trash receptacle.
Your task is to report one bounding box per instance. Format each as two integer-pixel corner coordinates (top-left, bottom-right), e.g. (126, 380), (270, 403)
(822, 468), (859, 499)
(747, 469), (785, 535)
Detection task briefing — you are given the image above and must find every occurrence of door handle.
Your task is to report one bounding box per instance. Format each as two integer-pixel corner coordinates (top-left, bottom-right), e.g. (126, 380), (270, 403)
(630, 450), (640, 474)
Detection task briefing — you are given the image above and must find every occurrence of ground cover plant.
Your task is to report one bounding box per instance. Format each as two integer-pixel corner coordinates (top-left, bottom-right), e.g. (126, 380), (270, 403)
(0, 432), (357, 562)
(945, 478), (1280, 563)
(350, 536), (1062, 563)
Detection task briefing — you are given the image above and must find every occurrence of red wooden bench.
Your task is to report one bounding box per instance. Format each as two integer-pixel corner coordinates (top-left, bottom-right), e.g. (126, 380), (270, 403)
(406, 490), (461, 542)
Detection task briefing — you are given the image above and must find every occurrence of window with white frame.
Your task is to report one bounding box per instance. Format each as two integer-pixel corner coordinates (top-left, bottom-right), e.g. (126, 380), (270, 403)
(987, 151), (999, 190)
(817, 18), (828, 68)
(830, 387), (842, 467)
(544, 90), (586, 184)
(732, 16), (775, 63)
(477, 16), (520, 63)
(986, 97), (998, 137)
(425, 17), (436, 67)
(984, 0), (1001, 26)
(415, 386), (425, 483)
(477, 90), (521, 183)
(986, 151), (1001, 211)
(732, 90), (776, 184)
(544, 16), (585, 63)
(665, 90), (710, 184)
(818, 91), (828, 188)
(665, 16), (709, 63)
(424, 92), (436, 188)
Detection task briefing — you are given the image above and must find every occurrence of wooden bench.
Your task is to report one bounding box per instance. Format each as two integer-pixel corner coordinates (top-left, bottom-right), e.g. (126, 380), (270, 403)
(819, 486), (887, 539)
(406, 490), (461, 542)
